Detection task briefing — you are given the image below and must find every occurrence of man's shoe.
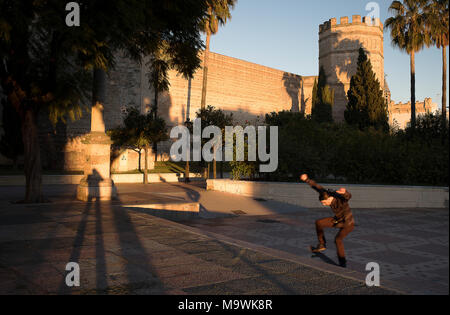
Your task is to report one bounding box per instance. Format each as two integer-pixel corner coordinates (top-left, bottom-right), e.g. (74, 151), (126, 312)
(310, 244), (327, 253)
(338, 257), (347, 268)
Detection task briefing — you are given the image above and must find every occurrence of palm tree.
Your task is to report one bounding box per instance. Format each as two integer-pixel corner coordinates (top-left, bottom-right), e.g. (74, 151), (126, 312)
(200, 0), (237, 110)
(385, 0), (431, 129)
(146, 42), (171, 163)
(424, 0), (449, 123)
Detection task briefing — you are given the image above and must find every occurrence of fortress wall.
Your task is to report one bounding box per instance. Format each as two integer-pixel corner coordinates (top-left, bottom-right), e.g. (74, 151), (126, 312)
(61, 51), (315, 171)
(319, 15), (384, 121)
(141, 51), (316, 127)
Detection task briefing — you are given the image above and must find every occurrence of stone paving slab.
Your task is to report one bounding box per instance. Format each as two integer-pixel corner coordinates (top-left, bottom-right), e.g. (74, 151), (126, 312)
(1, 183), (447, 295)
(183, 207), (449, 295)
(0, 191), (400, 295)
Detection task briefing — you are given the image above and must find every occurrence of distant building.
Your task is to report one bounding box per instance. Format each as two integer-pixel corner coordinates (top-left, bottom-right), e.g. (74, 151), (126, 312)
(388, 98), (439, 129)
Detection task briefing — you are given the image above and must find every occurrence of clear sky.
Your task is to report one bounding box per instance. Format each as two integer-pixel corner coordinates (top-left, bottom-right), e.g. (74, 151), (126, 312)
(205, 0), (449, 109)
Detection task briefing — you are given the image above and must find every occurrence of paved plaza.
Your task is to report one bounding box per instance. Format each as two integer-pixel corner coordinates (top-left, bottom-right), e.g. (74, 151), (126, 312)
(0, 182), (447, 295)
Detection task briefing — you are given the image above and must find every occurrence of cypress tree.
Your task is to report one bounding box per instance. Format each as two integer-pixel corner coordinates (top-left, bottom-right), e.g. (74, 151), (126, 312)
(345, 48), (389, 131)
(312, 66), (334, 123)
(311, 78), (318, 120)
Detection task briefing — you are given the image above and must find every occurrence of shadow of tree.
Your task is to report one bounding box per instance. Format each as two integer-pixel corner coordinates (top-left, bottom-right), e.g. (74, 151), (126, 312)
(56, 172), (168, 295)
(282, 73), (316, 117)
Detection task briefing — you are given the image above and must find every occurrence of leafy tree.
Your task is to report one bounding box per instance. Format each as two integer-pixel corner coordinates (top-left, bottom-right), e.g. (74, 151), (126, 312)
(385, 0), (431, 129)
(403, 111), (449, 142)
(0, 1), (91, 202)
(0, 98), (23, 169)
(200, 0), (237, 110)
(311, 78), (319, 119)
(345, 48), (389, 131)
(109, 107), (168, 184)
(311, 67), (334, 123)
(196, 105), (233, 178)
(424, 0), (449, 124)
(229, 121), (260, 181)
(0, 0), (208, 202)
(263, 111), (448, 186)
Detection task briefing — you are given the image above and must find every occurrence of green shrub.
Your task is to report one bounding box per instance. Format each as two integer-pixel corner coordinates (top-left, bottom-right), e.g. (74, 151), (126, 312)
(259, 111), (448, 186)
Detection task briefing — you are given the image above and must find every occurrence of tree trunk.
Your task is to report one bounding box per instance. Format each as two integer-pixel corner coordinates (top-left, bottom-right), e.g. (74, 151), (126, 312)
(12, 157), (19, 171)
(213, 145), (217, 179)
(410, 52), (416, 129)
(153, 86), (158, 163)
(442, 46), (447, 124)
(144, 146), (148, 184)
(200, 31), (211, 110)
(185, 160), (190, 183)
(199, 32), (210, 172)
(153, 84), (158, 118)
(22, 108), (43, 203)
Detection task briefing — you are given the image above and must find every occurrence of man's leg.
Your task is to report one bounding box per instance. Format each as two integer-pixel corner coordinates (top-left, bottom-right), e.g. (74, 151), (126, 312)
(315, 217), (335, 247)
(335, 224), (355, 267)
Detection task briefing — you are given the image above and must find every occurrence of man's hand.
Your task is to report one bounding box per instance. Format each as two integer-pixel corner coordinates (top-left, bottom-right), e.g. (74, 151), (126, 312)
(300, 174), (309, 182)
(336, 188), (347, 195)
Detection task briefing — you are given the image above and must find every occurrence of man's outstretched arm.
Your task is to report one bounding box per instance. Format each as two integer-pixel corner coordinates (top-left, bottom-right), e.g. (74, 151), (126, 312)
(300, 174), (325, 194)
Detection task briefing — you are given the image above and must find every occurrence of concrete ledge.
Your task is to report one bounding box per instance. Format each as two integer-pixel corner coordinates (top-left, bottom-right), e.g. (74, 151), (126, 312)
(0, 175), (85, 186)
(112, 173), (203, 183)
(123, 202), (200, 221)
(77, 178), (117, 202)
(207, 179), (449, 209)
(0, 173), (203, 186)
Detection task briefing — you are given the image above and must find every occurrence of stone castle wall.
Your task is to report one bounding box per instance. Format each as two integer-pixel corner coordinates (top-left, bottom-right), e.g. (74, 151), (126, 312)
(319, 15), (384, 121)
(388, 98), (439, 129)
(141, 51), (316, 127)
(61, 51), (316, 172)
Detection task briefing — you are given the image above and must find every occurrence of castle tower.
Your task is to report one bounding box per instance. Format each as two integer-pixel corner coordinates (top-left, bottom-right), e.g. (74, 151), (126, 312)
(319, 15), (384, 121)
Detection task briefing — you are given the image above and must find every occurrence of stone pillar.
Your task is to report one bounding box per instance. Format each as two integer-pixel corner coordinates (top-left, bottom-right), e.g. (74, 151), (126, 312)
(77, 69), (117, 201)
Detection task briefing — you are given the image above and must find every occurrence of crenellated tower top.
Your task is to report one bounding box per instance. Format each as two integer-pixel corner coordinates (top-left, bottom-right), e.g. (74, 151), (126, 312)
(318, 14), (385, 121)
(319, 15), (383, 34)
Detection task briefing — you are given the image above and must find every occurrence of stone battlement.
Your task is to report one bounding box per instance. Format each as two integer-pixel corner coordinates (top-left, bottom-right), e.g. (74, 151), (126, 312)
(388, 98), (439, 129)
(388, 98), (437, 115)
(319, 15), (382, 33)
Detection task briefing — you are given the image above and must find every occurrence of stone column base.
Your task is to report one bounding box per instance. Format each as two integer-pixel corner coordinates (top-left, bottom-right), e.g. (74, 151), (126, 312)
(77, 177), (117, 202)
(77, 131), (117, 202)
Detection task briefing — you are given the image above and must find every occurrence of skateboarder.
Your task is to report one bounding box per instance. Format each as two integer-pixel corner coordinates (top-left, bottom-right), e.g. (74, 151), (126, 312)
(300, 174), (355, 268)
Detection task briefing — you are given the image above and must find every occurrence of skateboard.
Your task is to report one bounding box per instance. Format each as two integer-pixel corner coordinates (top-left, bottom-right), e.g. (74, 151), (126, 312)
(309, 245), (326, 253)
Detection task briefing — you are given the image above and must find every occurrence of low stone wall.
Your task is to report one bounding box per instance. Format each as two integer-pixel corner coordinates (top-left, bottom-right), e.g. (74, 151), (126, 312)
(0, 175), (85, 186)
(112, 173), (203, 183)
(0, 173), (203, 186)
(207, 179), (449, 209)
